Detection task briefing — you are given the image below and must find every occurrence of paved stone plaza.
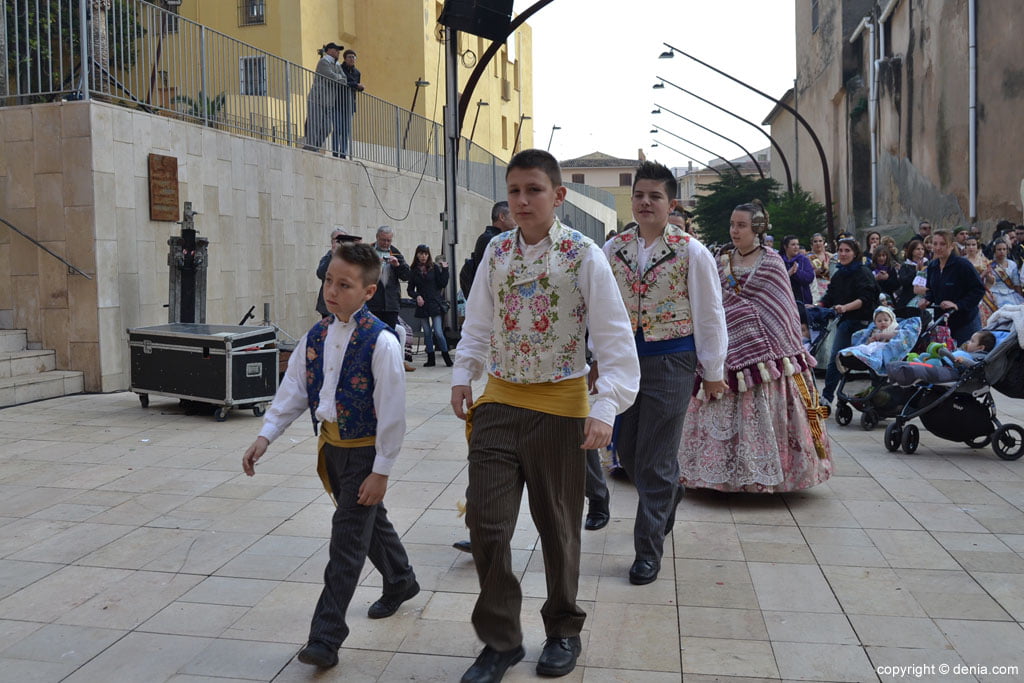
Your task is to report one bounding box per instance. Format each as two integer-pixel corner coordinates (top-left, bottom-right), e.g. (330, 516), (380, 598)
(1, 366), (1023, 682)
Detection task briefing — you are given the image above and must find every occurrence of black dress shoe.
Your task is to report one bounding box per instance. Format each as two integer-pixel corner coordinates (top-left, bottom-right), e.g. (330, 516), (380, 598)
(536, 635), (581, 676)
(628, 559), (659, 585)
(453, 539), (472, 553)
(297, 640), (338, 668)
(367, 580), (420, 619)
(460, 644), (524, 683)
(584, 507), (609, 531)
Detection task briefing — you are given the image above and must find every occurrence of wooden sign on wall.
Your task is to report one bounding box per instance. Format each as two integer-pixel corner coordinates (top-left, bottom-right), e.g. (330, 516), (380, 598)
(148, 154), (180, 221)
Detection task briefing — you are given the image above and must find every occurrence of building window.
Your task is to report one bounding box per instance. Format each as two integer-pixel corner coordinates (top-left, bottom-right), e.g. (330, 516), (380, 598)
(513, 123), (520, 153)
(501, 115), (508, 149)
(239, 0), (266, 26)
(514, 59), (520, 91)
(811, 0), (819, 33)
(572, 173), (584, 184)
(239, 56), (267, 95)
(619, 173), (632, 186)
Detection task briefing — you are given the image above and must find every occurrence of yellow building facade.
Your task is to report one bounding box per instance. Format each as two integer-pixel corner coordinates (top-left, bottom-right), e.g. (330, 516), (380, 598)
(176, 0), (533, 159)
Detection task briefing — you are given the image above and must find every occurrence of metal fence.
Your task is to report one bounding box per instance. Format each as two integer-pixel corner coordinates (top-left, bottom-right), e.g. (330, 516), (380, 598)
(1, 0), (611, 226)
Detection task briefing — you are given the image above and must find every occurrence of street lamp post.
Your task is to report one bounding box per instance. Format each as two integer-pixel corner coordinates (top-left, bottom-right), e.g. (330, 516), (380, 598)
(469, 99), (489, 143)
(547, 124), (562, 151)
(653, 103), (765, 178)
(651, 140), (723, 177)
(659, 43), (834, 241)
(511, 113), (532, 155)
(654, 77), (793, 194)
(650, 123), (742, 175)
(402, 78), (431, 149)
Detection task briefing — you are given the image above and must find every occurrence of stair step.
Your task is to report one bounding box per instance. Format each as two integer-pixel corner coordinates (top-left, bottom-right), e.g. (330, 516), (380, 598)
(0, 330), (27, 353)
(0, 349), (57, 379)
(0, 371), (84, 408)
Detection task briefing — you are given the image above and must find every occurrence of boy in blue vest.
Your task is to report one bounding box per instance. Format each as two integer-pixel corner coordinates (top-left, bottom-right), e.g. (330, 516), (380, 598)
(242, 242), (418, 670)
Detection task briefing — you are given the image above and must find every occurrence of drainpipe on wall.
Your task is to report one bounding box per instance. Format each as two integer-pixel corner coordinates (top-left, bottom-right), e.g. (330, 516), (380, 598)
(968, 0), (977, 222)
(869, 18), (878, 227)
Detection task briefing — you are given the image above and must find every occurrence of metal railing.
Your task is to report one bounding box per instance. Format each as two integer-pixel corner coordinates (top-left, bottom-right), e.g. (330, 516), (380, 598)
(1, 216), (92, 279)
(1, 0), (610, 229)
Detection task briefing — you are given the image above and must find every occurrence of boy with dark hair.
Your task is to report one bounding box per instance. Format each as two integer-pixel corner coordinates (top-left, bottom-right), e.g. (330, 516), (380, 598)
(243, 242), (418, 671)
(452, 149), (640, 682)
(601, 160), (728, 585)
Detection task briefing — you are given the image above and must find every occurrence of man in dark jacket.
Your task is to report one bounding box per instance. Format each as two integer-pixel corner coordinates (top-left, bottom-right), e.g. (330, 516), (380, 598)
(368, 226), (411, 328)
(461, 201), (514, 297)
(336, 49), (365, 159)
(315, 228), (360, 317)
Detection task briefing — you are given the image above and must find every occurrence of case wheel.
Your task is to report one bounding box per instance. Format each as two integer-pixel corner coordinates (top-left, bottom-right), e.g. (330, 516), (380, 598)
(215, 406), (230, 422)
(252, 404), (266, 417)
(835, 402), (853, 426)
(138, 393), (149, 408)
(884, 422), (902, 452)
(992, 424), (1024, 461)
(901, 424), (919, 454)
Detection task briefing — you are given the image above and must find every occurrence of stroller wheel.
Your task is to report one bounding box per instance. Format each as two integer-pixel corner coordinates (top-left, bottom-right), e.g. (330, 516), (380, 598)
(964, 434), (991, 449)
(884, 422), (903, 452)
(860, 411), (878, 431)
(901, 424), (920, 454)
(992, 424), (1024, 461)
(835, 402), (853, 426)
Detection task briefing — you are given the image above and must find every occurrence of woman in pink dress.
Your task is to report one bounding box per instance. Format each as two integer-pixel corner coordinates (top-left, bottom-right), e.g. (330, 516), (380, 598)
(678, 200), (833, 492)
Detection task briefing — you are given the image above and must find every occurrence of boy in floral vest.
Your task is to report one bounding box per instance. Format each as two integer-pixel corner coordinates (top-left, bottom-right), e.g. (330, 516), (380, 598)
(602, 161), (728, 586)
(242, 242), (418, 671)
(451, 149), (640, 682)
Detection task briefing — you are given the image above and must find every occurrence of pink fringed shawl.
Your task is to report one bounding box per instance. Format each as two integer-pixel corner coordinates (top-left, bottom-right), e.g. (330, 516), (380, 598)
(717, 249), (813, 393)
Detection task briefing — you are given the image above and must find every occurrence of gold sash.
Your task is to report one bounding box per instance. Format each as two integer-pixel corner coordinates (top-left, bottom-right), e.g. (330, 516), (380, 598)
(465, 374), (589, 441)
(316, 420), (376, 504)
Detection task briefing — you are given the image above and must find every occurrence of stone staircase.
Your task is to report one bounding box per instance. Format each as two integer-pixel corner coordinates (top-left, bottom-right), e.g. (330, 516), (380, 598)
(0, 330), (84, 408)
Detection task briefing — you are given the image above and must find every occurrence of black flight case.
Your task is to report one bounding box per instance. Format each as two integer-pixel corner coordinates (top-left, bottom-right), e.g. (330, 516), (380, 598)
(128, 323), (278, 421)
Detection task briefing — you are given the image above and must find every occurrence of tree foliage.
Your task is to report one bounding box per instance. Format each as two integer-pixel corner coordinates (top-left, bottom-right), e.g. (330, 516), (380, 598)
(766, 184), (827, 245)
(691, 173), (780, 247)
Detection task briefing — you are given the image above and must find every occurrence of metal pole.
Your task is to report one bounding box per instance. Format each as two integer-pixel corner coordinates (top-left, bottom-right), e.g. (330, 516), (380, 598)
(657, 77), (792, 194)
(285, 66), (292, 145)
(651, 124), (743, 175)
(78, 0), (90, 98)
(200, 26), (208, 126)
(442, 26), (460, 330)
(652, 141), (723, 177)
(662, 43), (834, 241)
(655, 103), (765, 178)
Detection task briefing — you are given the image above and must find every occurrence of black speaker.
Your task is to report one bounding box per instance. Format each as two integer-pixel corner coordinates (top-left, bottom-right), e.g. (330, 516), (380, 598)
(438, 0), (514, 42)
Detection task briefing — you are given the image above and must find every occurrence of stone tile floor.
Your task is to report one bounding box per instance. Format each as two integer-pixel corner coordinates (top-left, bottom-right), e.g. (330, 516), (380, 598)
(0, 367), (1023, 682)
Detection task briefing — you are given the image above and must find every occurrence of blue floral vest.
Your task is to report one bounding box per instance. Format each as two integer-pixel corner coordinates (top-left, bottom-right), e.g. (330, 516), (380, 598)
(305, 306), (393, 436)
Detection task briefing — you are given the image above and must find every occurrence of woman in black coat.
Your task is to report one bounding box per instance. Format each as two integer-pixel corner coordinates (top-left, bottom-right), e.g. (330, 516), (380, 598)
(918, 229), (986, 345)
(814, 238), (880, 404)
(407, 244), (452, 366)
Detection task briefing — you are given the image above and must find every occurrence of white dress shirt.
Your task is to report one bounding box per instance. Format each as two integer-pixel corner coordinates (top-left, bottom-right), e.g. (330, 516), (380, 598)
(453, 223), (640, 428)
(259, 315), (406, 476)
(602, 231), (728, 382)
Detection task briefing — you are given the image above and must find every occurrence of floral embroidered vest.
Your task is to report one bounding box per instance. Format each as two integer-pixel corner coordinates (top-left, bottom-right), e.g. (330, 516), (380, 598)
(607, 224), (693, 341)
(487, 221), (590, 383)
(305, 306), (393, 436)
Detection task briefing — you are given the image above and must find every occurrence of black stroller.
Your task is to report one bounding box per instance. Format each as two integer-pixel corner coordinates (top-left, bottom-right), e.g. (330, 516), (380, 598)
(832, 312), (943, 430)
(882, 323), (1024, 460)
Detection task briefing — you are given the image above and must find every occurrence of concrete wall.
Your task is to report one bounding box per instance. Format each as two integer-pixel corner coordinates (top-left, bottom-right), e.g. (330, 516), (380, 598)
(0, 100), (492, 392)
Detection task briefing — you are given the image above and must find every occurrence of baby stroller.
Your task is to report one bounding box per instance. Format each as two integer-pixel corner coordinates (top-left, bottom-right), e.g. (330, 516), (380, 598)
(882, 322), (1024, 460)
(831, 315), (924, 430)
(806, 307), (836, 377)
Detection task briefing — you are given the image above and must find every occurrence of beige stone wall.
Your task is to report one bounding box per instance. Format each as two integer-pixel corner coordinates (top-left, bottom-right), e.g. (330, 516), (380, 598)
(1, 100), (492, 392)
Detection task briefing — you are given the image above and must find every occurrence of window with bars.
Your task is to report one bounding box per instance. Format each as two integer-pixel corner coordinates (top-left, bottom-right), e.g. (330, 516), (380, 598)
(811, 0), (819, 32)
(619, 173), (632, 187)
(239, 56), (267, 95)
(572, 173), (585, 184)
(239, 0), (266, 26)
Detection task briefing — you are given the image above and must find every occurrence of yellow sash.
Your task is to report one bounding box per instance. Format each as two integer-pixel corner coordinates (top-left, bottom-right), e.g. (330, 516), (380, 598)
(465, 374), (589, 441)
(316, 420), (376, 505)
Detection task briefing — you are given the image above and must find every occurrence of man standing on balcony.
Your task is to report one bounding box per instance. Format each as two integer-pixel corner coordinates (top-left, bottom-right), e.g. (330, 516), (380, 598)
(304, 42), (345, 153)
(336, 49), (365, 159)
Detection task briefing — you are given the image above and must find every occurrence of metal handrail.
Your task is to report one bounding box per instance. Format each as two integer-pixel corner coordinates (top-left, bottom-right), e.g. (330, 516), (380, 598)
(0, 216), (92, 279)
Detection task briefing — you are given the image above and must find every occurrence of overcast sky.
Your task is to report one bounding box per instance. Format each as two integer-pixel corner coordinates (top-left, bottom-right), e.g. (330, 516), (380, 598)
(513, 0), (798, 170)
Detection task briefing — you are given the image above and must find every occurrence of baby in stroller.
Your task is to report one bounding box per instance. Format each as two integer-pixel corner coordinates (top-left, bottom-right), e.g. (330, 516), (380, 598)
(887, 330), (996, 385)
(830, 306), (922, 429)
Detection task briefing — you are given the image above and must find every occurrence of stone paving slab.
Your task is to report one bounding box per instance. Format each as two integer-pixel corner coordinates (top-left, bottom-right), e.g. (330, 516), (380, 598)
(0, 367), (1023, 681)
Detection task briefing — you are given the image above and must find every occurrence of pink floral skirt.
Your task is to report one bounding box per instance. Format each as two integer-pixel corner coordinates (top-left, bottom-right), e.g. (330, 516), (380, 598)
(678, 370), (833, 493)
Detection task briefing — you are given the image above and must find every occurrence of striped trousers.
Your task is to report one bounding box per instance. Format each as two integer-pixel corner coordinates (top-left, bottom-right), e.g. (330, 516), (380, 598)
(308, 443), (416, 649)
(466, 402), (587, 651)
